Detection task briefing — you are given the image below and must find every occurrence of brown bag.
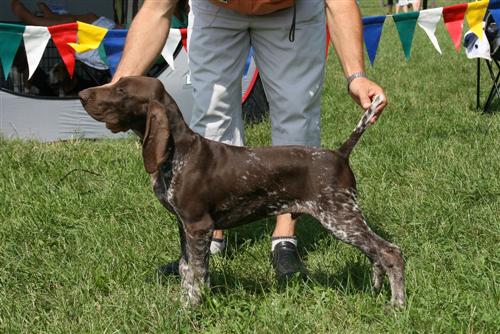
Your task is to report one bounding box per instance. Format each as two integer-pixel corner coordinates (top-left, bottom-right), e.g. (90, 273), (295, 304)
(209, 0), (295, 15)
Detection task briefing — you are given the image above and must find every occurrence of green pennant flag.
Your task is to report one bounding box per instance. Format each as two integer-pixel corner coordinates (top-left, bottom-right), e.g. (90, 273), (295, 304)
(0, 23), (25, 80)
(393, 12), (420, 61)
(97, 43), (109, 66)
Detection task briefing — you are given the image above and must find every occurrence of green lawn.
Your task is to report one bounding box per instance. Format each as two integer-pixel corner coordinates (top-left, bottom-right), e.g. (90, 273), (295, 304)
(1, 1), (499, 332)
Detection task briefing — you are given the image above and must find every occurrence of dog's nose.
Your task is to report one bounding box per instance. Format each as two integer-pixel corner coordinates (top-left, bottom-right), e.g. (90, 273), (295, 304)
(78, 89), (90, 106)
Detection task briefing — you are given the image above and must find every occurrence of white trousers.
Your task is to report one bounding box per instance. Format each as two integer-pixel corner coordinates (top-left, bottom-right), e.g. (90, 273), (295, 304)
(188, 0), (326, 147)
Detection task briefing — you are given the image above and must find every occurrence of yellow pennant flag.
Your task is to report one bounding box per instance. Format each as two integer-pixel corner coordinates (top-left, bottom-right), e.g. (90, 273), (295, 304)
(466, 0), (489, 40)
(68, 21), (108, 53)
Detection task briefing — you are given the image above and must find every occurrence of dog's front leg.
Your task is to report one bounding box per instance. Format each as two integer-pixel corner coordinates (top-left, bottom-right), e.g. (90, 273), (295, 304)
(176, 217), (187, 262)
(179, 214), (213, 306)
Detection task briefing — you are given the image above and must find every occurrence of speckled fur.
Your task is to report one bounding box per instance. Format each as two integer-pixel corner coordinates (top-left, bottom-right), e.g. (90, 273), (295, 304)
(79, 77), (405, 308)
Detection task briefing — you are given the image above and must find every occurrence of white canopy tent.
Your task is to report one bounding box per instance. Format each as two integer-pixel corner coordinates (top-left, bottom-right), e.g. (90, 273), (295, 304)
(0, 49), (196, 141)
(0, 0), (265, 142)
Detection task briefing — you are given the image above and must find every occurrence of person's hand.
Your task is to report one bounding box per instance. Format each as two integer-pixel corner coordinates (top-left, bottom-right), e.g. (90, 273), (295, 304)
(100, 76), (121, 88)
(348, 77), (388, 123)
(99, 81), (113, 88)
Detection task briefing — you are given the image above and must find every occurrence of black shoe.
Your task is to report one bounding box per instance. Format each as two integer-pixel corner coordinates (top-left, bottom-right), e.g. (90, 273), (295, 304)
(271, 241), (307, 281)
(157, 260), (180, 277)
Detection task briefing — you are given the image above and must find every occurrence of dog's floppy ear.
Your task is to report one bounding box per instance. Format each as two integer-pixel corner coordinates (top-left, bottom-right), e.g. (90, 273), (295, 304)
(142, 99), (170, 174)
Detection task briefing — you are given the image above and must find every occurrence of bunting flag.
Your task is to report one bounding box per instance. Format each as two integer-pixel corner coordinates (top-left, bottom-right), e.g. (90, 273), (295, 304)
(97, 44), (109, 66)
(244, 47), (254, 77)
(23, 26), (51, 79)
(68, 21), (108, 53)
(102, 29), (128, 75)
(393, 12), (420, 61)
(160, 28), (182, 70)
(1, 1), (500, 83)
(48, 23), (78, 77)
(362, 15), (386, 65)
(0, 23), (25, 80)
(489, 0), (500, 24)
(442, 3), (468, 51)
(466, 0), (489, 39)
(417, 8), (444, 54)
(180, 28), (188, 50)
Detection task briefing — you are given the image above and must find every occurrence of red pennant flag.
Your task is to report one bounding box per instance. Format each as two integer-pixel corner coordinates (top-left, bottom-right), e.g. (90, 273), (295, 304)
(180, 28), (188, 50)
(48, 22), (78, 78)
(442, 3), (468, 51)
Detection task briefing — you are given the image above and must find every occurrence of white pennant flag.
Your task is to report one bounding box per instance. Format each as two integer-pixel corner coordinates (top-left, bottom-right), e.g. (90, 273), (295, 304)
(417, 8), (444, 55)
(464, 24), (491, 61)
(23, 26), (51, 79)
(161, 29), (182, 71)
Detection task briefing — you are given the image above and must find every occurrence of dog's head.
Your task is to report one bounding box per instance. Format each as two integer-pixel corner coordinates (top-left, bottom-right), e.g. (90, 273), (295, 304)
(49, 62), (68, 85)
(49, 62), (78, 95)
(79, 76), (171, 174)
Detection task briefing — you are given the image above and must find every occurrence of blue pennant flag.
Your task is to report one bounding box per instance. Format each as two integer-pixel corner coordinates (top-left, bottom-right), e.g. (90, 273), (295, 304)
(489, 0), (500, 26)
(243, 47), (254, 78)
(102, 29), (128, 75)
(362, 16), (386, 65)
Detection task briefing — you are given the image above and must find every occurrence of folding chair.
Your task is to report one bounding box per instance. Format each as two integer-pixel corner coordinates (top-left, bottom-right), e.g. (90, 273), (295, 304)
(476, 58), (500, 113)
(477, 11), (500, 113)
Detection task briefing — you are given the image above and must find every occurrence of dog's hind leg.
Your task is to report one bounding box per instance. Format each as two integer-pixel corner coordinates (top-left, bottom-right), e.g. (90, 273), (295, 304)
(178, 214), (213, 306)
(315, 189), (405, 307)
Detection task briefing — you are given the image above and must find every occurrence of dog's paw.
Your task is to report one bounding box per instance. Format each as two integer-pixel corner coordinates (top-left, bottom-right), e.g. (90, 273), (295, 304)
(390, 297), (405, 309)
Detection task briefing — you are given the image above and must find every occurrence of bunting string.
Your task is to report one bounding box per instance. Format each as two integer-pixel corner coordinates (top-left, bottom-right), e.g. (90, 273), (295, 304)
(1, 0), (500, 80)
(362, 0), (500, 64)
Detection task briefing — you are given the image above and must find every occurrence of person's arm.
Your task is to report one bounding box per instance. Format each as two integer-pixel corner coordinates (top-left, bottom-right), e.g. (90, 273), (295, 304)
(325, 0), (387, 121)
(111, 0), (179, 83)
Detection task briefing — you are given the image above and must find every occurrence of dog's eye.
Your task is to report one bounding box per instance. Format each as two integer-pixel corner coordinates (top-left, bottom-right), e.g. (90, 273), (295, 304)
(116, 87), (126, 95)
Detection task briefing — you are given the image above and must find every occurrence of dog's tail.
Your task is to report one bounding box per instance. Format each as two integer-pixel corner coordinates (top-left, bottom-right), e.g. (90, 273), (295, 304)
(338, 95), (384, 158)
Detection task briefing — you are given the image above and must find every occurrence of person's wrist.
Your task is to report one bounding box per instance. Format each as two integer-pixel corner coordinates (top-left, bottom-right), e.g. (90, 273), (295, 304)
(346, 71), (367, 92)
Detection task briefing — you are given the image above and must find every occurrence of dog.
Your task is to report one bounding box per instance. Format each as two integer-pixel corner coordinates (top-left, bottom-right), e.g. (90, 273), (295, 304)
(9, 46), (52, 96)
(79, 77), (405, 307)
(49, 62), (80, 97)
(49, 61), (107, 97)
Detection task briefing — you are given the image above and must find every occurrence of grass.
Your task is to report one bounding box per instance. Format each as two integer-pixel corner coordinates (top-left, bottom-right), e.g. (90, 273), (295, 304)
(1, 1), (499, 332)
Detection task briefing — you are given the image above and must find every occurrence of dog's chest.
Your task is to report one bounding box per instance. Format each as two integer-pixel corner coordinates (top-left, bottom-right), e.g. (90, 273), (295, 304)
(151, 158), (185, 210)
(150, 165), (174, 209)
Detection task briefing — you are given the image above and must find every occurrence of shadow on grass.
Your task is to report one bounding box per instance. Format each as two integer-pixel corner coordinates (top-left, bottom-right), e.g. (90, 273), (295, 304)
(221, 213), (395, 258)
(208, 260), (376, 298)
(154, 214), (395, 299)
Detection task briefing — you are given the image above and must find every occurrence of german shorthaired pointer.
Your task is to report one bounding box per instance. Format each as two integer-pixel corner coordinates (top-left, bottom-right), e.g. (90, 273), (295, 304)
(79, 77), (405, 308)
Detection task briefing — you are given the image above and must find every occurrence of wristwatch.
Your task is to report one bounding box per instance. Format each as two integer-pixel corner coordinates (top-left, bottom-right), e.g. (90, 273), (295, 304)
(346, 71), (367, 92)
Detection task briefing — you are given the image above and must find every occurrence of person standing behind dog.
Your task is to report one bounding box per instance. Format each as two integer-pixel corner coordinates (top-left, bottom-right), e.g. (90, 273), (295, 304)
(110, 0), (388, 280)
(396, 0), (420, 13)
(386, 0), (394, 14)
